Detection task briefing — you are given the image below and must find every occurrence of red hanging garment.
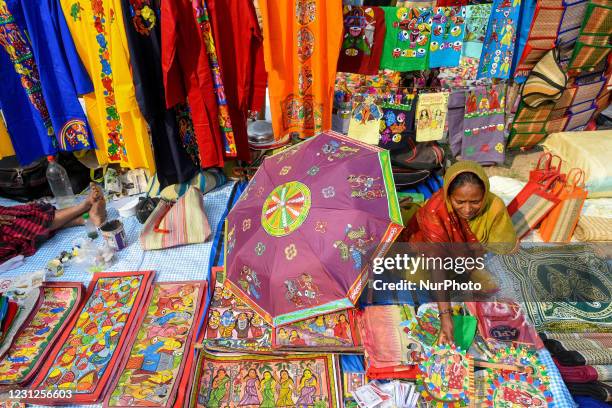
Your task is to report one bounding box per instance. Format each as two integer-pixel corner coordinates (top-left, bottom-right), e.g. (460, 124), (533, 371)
(206, 0), (267, 161)
(161, 0), (224, 168)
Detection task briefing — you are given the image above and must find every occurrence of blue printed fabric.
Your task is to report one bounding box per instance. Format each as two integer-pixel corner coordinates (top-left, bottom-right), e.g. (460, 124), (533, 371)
(429, 6), (466, 68)
(463, 4), (492, 59)
(511, 0), (537, 82)
(477, 0), (521, 79)
(0, 0), (94, 165)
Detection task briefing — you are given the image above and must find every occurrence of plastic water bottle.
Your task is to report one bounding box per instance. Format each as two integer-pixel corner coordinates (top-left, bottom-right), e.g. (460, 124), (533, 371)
(82, 213), (99, 239)
(46, 156), (75, 209)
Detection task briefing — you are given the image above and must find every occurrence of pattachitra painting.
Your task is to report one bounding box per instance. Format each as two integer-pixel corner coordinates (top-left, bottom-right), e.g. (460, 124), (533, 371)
(105, 281), (205, 408)
(27, 271), (154, 404)
(0, 283), (83, 388)
(191, 352), (341, 408)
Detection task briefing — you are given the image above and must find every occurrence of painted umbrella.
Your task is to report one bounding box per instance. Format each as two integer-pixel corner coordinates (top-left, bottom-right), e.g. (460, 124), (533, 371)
(224, 131), (403, 326)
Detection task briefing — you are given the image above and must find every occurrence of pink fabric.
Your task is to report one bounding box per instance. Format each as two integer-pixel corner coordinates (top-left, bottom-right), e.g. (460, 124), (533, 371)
(466, 301), (544, 349)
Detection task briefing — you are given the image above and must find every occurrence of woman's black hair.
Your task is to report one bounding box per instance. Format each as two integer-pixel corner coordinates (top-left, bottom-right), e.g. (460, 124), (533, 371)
(447, 172), (485, 196)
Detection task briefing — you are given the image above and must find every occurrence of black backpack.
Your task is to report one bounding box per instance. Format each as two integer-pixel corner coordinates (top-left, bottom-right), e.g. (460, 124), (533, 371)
(0, 153), (91, 202)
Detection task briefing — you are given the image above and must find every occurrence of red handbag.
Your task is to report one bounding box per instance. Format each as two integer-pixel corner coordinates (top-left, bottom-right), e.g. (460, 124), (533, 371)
(529, 152), (563, 184)
(507, 175), (562, 239)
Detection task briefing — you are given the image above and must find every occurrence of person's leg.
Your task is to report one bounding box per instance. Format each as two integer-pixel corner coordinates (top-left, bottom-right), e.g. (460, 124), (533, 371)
(48, 183), (107, 231)
(49, 202), (89, 231)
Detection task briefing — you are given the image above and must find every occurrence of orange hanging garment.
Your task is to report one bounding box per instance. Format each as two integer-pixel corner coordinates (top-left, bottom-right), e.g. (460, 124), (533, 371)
(259, 0), (343, 140)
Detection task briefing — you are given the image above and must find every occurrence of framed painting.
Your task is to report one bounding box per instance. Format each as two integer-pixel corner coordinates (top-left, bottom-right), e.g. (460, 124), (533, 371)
(27, 271), (155, 404)
(0, 283), (84, 389)
(190, 352), (341, 408)
(104, 281), (207, 408)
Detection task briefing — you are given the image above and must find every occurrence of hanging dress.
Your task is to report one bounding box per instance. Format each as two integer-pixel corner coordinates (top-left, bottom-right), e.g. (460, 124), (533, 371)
(119, 0), (197, 187)
(0, 0), (94, 165)
(259, 0), (344, 140)
(59, 0), (156, 171)
(161, 0), (225, 168)
(0, 104), (15, 159)
(205, 0), (267, 161)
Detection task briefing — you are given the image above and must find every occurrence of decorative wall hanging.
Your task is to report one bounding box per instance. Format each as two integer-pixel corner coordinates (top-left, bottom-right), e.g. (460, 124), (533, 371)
(429, 6), (466, 68)
(338, 5), (387, 75)
(105, 281), (206, 408)
(203, 276), (273, 353)
(416, 92), (450, 142)
(477, 0), (521, 79)
(378, 96), (417, 151)
(0, 283), (83, 388)
(461, 84), (506, 164)
(348, 95), (384, 144)
(380, 7), (433, 72)
(273, 309), (361, 351)
(190, 352), (341, 408)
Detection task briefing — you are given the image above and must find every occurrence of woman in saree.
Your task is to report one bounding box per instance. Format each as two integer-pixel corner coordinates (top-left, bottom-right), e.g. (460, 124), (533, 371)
(296, 369), (318, 406)
(259, 371), (276, 407)
(276, 369), (295, 406)
(239, 369), (260, 405)
(207, 369), (229, 408)
(402, 161), (518, 344)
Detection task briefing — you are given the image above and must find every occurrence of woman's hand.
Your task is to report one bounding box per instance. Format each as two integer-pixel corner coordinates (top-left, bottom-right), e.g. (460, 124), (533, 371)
(0, 215), (15, 226)
(438, 313), (455, 345)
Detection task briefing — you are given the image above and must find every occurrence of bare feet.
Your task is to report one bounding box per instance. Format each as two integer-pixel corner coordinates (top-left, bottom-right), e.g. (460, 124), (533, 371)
(88, 183), (107, 227)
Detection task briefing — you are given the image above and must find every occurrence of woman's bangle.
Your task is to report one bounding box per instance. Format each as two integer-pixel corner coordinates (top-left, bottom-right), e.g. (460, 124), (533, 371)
(438, 309), (452, 317)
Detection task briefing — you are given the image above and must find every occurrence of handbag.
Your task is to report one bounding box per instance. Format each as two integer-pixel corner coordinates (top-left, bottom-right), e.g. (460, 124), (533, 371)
(0, 153), (90, 202)
(392, 168), (432, 189)
(539, 168), (588, 243)
(507, 175), (562, 239)
(529, 152), (563, 184)
(140, 186), (211, 250)
(135, 196), (160, 224)
(452, 312), (478, 352)
(465, 301), (544, 349)
(390, 140), (445, 171)
(521, 48), (567, 108)
(0, 158), (50, 201)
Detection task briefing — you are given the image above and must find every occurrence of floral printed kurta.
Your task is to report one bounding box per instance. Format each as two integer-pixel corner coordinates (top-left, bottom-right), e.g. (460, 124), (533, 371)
(60, 0), (155, 171)
(0, 0), (94, 165)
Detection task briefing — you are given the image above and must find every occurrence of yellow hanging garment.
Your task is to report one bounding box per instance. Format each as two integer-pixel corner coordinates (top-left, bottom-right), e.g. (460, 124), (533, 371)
(59, 0), (155, 172)
(0, 116), (15, 159)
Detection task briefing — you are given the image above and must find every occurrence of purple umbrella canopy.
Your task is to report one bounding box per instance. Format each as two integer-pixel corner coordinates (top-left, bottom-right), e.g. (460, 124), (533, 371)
(224, 131), (403, 326)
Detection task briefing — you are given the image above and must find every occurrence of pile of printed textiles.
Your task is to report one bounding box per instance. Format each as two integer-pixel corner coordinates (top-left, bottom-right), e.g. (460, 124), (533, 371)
(355, 300), (576, 407)
(487, 244), (612, 333)
(0, 271), (209, 408)
(543, 332), (612, 403)
(197, 131), (405, 407)
(198, 268), (358, 407)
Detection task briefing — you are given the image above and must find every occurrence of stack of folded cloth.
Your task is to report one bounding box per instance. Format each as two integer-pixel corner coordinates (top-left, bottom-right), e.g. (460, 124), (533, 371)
(357, 305), (422, 380)
(542, 332), (612, 403)
(574, 216), (612, 242)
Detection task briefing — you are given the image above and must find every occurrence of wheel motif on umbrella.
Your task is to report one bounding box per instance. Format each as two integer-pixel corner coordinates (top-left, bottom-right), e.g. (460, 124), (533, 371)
(261, 181), (312, 237)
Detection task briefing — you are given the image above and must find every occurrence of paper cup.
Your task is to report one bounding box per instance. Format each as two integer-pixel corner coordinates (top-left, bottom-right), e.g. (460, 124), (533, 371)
(100, 219), (127, 251)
